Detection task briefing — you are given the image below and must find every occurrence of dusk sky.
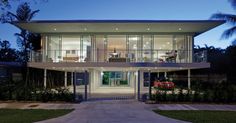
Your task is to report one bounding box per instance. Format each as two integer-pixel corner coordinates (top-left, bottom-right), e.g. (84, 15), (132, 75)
(0, 0), (235, 49)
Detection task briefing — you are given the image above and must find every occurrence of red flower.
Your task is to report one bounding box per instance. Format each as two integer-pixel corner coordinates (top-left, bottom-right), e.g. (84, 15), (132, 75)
(154, 81), (175, 90)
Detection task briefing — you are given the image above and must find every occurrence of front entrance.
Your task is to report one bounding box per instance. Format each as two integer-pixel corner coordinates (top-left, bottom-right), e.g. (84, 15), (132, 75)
(73, 69), (137, 101)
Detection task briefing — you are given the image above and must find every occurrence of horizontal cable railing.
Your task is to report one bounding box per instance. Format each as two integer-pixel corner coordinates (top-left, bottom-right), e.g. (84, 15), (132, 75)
(29, 49), (207, 63)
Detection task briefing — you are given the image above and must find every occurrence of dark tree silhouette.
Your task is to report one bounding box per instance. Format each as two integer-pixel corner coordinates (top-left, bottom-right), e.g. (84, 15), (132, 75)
(1, 2), (40, 62)
(0, 40), (19, 61)
(211, 0), (236, 45)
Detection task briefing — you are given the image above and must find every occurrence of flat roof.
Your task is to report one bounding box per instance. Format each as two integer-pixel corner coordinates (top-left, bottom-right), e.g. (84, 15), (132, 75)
(15, 20), (225, 36)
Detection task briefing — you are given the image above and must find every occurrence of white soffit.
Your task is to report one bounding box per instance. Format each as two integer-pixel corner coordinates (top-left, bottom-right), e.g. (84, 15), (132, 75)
(15, 20), (224, 36)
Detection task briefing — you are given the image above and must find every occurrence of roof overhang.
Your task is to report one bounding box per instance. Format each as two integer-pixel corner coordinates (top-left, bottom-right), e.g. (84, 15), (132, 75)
(14, 20), (225, 36)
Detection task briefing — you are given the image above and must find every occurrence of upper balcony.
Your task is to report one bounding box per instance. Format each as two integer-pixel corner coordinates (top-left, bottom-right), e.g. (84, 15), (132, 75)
(29, 49), (207, 64)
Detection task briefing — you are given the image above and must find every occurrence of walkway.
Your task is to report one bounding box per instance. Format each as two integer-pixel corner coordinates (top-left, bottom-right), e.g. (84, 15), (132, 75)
(35, 100), (188, 123)
(1, 101), (236, 123)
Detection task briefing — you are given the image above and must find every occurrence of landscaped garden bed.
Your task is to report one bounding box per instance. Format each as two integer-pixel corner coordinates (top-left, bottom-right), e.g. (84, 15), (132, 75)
(144, 81), (236, 104)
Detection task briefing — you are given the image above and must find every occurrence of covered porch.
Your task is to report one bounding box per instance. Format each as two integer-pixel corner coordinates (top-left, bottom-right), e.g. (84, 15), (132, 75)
(27, 62), (209, 101)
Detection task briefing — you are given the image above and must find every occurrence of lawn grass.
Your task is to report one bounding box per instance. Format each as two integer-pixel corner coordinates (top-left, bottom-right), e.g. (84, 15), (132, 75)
(0, 109), (73, 123)
(154, 110), (236, 123)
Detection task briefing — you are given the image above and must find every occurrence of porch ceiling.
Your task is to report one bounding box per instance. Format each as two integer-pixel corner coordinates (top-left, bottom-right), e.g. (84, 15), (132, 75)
(15, 20), (224, 36)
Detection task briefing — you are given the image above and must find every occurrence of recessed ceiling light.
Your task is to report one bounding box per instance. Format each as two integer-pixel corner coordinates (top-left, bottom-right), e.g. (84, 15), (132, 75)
(167, 42), (170, 44)
(54, 28), (57, 31)
(147, 28), (150, 31)
(178, 28), (182, 31)
(84, 28), (87, 31)
(115, 28), (118, 30)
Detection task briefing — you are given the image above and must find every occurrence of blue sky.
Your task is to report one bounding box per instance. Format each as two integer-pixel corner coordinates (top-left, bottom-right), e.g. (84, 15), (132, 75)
(0, 0), (235, 49)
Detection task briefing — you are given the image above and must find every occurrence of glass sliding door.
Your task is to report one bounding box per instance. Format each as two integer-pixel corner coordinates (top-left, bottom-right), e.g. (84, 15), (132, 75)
(61, 35), (80, 62)
(107, 35), (127, 62)
(175, 35), (192, 63)
(128, 35), (140, 62)
(47, 36), (61, 62)
(81, 35), (92, 62)
(142, 35), (153, 62)
(154, 35), (174, 62)
(95, 35), (106, 62)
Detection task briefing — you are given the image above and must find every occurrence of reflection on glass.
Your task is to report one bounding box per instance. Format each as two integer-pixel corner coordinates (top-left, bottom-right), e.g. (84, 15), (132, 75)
(47, 36), (61, 62)
(143, 35), (152, 62)
(128, 35), (139, 62)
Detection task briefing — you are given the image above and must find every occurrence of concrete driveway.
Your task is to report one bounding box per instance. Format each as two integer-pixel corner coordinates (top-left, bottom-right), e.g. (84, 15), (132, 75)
(36, 100), (189, 123)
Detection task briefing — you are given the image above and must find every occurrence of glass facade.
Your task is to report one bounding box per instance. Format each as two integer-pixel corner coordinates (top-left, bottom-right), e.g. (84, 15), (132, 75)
(102, 71), (130, 86)
(40, 34), (193, 63)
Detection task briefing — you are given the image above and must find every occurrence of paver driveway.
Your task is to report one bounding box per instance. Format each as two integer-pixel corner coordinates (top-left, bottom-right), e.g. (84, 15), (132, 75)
(36, 100), (189, 123)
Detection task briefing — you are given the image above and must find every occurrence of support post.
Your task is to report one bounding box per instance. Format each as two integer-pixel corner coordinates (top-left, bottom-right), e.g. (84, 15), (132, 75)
(64, 71), (67, 87)
(164, 71), (167, 78)
(84, 70), (88, 101)
(71, 72), (73, 86)
(137, 70), (141, 101)
(188, 69), (191, 89)
(73, 71), (77, 101)
(148, 70), (152, 100)
(43, 69), (47, 88)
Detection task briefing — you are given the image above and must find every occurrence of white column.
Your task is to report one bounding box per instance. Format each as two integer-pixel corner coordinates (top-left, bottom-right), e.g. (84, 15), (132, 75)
(44, 69), (47, 88)
(188, 69), (191, 89)
(164, 72), (167, 78)
(134, 71), (137, 99)
(64, 71), (67, 87)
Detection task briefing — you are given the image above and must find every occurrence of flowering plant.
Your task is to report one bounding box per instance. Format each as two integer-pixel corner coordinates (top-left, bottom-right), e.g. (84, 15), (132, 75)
(154, 81), (175, 90)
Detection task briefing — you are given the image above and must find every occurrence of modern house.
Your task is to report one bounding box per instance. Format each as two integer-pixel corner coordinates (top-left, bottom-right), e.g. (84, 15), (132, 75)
(15, 20), (224, 100)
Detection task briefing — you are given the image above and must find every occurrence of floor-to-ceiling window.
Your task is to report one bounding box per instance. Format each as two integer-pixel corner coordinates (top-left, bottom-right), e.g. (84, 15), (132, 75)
(143, 35), (153, 62)
(47, 36), (61, 62)
(61, 35), (80, 62)
(44, 34), (192, 63)
(128, 35), (140, 62)
(107, 35), (127, 62)
(95, 35), (106, 62)
(175, 35), (192, 63)
(153, 35), (174, 62)
(81, 35), (92, 62)
(102, 71), (130, 86)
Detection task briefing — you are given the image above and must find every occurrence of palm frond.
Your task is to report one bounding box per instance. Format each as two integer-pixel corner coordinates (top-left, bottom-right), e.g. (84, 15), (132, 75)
(211, 13), (236, 24)
(28, 10), (39, 21)
(221, 26), (236, 39)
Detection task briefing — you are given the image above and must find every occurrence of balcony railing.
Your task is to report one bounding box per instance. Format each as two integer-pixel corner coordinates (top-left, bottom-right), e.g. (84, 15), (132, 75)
(29, 49), (207, 63)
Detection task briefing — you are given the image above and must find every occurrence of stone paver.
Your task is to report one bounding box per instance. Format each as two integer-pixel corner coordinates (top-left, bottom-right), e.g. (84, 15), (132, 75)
(35, 100), (189, 123)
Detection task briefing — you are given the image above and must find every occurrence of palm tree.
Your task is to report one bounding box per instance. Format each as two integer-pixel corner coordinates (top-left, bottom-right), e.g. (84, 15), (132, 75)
(1, 2), (39, 62)
(211, 0), (236, 45)
(1, 3), (39, 94)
